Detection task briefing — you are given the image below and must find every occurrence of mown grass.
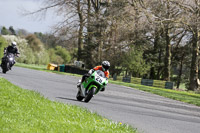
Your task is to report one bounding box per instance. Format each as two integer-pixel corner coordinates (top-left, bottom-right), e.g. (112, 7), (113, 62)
(0, 77), (137, 133)
(109, 80), (200, 106)
(15, 63), (200, 106)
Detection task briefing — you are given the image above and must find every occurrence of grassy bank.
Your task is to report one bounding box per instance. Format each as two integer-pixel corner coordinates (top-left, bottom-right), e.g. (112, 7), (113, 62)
(0, 77), (137, 133)
(108, 80), (200, 106)
(15, 63), (200, 107)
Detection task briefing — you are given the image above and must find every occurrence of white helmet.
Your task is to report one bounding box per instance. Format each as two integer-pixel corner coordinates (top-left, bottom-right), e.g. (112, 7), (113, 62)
(11, 41), (17, 47)
(102, 61), (110, 71)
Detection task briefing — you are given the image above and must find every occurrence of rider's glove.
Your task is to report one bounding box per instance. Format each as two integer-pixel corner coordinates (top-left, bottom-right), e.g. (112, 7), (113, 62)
(88, 69), (94, 74)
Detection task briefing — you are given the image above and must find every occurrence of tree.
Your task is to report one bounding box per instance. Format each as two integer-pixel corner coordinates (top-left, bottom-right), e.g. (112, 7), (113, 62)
(55, 46), (71, 63)
(26, 34), (43, 52)
(187, 0), (200, 91)
(1, 27), (9, 35)
(25, 34), (50, 64)
(9, 26), (16, 35)
(172, 0), (200, 90)
(17, 29), (29, 37)
(122, 46), (150, 77)
(19, 0), (200, 92)
(77, 0), (84, 61)
(0, 36), (7, 58)
(23, 0), (87, 62)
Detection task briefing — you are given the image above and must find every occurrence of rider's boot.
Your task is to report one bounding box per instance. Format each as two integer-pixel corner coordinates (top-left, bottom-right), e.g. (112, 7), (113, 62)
(77, 80), (81, 88)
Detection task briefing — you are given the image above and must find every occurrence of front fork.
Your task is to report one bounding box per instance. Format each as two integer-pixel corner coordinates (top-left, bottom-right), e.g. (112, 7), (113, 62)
(77, 80), (86, 97)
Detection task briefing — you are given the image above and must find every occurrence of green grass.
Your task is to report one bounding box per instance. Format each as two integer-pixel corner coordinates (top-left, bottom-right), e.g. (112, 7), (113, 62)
(109, 80), (200, 106)
(0, 77), (137, 133)
(15, 63), (200, 106)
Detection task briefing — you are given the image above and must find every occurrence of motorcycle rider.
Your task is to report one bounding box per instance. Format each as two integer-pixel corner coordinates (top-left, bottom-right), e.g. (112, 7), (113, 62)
(2, 41), (20, 68)
(77, 61), (110, 91)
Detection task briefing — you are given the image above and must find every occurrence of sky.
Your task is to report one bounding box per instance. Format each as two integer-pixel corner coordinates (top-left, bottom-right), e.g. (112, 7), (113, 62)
(0, 0), (62, 33)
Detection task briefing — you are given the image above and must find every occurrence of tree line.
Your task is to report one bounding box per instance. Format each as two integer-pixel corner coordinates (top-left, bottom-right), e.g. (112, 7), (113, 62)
(6, 0), (200, 91)
(0, 26), (72, 66)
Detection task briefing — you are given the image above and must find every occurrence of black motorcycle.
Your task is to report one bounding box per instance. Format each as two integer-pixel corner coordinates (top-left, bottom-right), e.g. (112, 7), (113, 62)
(1, 53), (15, 74)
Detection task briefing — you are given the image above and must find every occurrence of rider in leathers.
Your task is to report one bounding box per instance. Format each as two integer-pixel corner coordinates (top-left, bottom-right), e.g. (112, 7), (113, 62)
(78, 61), (110, 91)
(2, 41), (20, 68)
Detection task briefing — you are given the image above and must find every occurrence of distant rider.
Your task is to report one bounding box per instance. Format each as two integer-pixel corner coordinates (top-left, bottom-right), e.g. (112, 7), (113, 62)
(78, 61), (110, 91)
(3, 41), (20, 67)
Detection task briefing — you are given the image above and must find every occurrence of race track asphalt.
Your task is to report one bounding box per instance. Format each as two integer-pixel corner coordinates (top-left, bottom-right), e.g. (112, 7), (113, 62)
(1, 66), (200, 133)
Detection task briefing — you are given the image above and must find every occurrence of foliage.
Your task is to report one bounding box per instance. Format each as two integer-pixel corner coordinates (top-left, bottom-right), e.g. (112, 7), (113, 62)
(25, 34), (50, 64)
(2, 35), (49, 65)
(34, 32), (58, 48)
(122, 46), (150, 77)
(1, 34), (72, 65)
(48, 46), (71, 64)
(17, 29), (29, 37)
(48, 48), (64, 64)
(18, 0), (200, 90)
(8, 26), (16, 35)
(26, 34), (43, 52)
(0, 36), (8, 58)
(55, 46), (71, 63)
(1, 27), (9, 35)
(0, 77), (137, 133)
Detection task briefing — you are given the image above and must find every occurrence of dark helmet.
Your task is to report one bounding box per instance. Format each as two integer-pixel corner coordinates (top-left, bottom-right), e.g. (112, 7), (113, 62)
(102, 61), (110, 71)
(11, 41), (17, 48)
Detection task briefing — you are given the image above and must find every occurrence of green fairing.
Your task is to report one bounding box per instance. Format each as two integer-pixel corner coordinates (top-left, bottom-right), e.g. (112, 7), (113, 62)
(83, 71), (108, 94)
(76, 70), (108, 102)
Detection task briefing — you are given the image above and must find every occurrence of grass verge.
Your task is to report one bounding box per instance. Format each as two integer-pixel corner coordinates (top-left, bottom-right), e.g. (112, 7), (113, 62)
(108, 80), (200, 106)
(0, 77), (137, 133)
(15, 63), (200, 107)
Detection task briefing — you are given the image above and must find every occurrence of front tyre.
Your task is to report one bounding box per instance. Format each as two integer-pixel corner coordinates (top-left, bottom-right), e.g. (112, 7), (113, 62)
(2, 68), (7, 74)
(84, 87), (95, 103)
(76, 91), (84, 101)
(1, 63), (7, 74)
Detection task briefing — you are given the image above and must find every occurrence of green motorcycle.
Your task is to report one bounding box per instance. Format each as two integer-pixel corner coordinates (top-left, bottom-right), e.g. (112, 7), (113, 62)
(76, 70), (108, 103)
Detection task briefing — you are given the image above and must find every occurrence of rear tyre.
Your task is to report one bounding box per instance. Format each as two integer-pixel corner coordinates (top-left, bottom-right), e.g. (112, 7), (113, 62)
(76, 91), (84, 101)
(84, 87), (95, 103)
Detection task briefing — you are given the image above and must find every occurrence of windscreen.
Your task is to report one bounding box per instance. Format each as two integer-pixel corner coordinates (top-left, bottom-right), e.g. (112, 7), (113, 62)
(96, 70), (106, 78)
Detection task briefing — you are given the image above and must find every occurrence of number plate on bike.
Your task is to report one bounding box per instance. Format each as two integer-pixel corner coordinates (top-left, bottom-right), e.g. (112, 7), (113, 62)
(95, 76), (103, 83)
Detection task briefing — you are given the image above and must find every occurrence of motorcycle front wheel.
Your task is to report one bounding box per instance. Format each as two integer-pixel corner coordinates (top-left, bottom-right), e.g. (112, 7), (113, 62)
(84, 87), (95, 103)
(76, 91), (84, 101)
(1, 63), (8, 74)
(2, 68), (7, 74)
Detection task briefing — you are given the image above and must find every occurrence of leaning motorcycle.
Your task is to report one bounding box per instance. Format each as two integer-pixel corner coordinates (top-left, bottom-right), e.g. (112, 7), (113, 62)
(76, 70), (108, 103)
(1, 53), (15, 74)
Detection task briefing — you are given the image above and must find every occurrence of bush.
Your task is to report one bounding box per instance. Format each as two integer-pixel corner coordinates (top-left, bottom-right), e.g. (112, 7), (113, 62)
(48, 48), (63, 64)
(26, 34), (42, 52)
(122, 46), (150, 77)
(55, 46), (71, 63)
(2, 35), (49, 65)
(0, 36), (8, 59)
(25, 34), (50, 65)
